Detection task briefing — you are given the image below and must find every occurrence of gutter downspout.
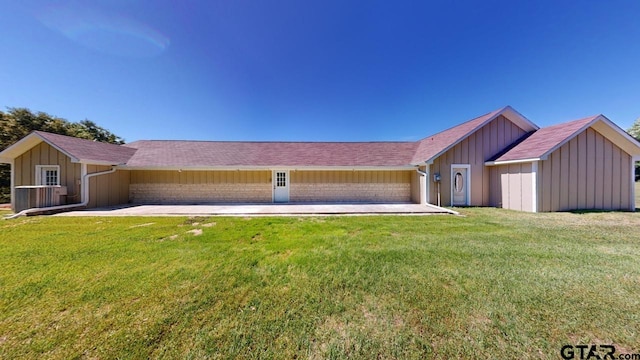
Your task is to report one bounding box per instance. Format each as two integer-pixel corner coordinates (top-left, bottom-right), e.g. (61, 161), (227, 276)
(5, 166), (117, 219)
(9, 159), (15, 212)
(416, 168), (458, 215)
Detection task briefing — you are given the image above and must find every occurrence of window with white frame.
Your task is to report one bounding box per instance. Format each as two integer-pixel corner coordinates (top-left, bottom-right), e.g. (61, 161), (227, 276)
(36, 165), (60, 186)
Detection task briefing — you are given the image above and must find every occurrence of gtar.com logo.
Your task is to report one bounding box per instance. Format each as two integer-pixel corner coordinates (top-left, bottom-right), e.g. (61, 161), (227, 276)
(560, 344), (640, 360)
(560, 345), (615, 359)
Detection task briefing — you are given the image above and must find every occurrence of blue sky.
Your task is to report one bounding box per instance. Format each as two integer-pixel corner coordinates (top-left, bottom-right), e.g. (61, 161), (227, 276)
(1, 0), (639, 142)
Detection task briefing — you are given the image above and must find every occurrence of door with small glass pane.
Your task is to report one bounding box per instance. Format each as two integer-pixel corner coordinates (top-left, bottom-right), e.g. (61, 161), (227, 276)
(273, 170), (289, 203)
(451, 166), (469, 206)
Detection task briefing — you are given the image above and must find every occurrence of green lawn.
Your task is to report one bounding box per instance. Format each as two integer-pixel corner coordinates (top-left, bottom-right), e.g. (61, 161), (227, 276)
(1, 209), (639, 359)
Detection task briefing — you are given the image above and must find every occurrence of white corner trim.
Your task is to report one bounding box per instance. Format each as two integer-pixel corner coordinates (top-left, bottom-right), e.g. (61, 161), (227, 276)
(531, 161), (538, 212)
(10, 160), (15, 211)
(425, 164), (430, 204)
(451, 164), (471, 206)
(631, 157), (636, 212)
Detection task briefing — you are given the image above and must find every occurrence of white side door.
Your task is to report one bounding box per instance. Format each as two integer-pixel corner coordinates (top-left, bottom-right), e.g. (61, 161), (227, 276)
(273, 170), (289, 203)
(451, 165), (470, 206)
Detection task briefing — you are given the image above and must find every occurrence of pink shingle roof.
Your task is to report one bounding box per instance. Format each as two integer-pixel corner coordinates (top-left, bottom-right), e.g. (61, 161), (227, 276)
(0, 106), (544, 168)
(35, 131), (137, 164)
(123, 140), (419, 167)
(411, 107), (507, 164)
(492, 115), (599, 162)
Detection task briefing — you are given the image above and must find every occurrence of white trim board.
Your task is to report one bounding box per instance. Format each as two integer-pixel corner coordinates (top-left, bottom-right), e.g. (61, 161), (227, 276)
(531, 161), (538, 212)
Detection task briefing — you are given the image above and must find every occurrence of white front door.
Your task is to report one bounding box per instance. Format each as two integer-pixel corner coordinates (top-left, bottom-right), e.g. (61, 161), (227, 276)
(273, 170), (289, 203)
(451, 165), (470, 206)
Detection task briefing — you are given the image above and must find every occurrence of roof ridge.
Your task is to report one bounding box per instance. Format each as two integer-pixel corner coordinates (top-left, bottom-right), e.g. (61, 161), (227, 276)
(127, 139), (417, 144)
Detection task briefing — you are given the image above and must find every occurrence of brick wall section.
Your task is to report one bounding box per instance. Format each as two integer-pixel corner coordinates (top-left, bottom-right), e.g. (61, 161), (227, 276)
(130, 183), (272, 204)
(290, 183), (411, 203)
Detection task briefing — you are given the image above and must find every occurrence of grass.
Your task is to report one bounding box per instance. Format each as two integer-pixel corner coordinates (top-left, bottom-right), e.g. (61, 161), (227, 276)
(1, 210), (639, 359)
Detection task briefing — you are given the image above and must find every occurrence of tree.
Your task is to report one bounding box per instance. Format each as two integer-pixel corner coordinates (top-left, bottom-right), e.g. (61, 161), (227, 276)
(0, 107), (125, 203)
(629, 117), (640, 141)
(70, 120), (125, 145)
(628, 117), (640, 181)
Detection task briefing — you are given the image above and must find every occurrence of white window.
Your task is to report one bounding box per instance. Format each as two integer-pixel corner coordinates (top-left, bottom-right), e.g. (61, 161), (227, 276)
(276, 171), (286, 187)
(36, 165), (60, 186)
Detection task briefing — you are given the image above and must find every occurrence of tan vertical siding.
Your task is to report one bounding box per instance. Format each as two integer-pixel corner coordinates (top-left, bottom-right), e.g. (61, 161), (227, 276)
(489, 166), (502, 207)
(550, 147), (562, 211)
(603, 139), (613, 209)
(594, 131), (605, 208)
(537, 127), (633, 211)
(538, 150), (552, 212)
(559, 144), (570, 207)
(620, 153), (630, 208)
(568, 137), (578, 206)
(496, 163), (534, 212)
(86, 166), (130, 208)
(410, 170), (421, 203)
(131, 170), (271, 184)
(13, 142), (82, 204)
(11, 142), (131, 209)
(508, 165), (521, 210)
(429, 115), (528, 206)
(496, 166), (506, 208)
(576, 132), (587, 209)
(585, 129), (596, 209)
(612, 146), (622, 208)
(521, 163), (533, 211)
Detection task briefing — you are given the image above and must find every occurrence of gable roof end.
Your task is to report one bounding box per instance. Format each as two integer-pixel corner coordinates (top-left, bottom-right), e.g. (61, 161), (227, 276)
(411, 105), (538, 165)
(488, 115), (640, 165)
(0, 131), (137, 165)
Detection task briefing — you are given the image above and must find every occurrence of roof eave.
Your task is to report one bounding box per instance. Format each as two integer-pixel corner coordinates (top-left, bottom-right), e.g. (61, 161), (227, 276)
(0, 132), (80, 162)
(120, 165), (418, 171)
(0, 132), (44, 160)
(78, 160), (128, 166)
(485, 158), (542, 166)
(590, 116), (640, 157)
(501, 105), (540, 132)
(534, 117), (600, 161)
(537, 115), (640, 160)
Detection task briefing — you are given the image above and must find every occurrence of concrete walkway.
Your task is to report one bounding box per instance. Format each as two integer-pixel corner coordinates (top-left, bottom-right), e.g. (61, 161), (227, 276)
(54, 203), (457, 217)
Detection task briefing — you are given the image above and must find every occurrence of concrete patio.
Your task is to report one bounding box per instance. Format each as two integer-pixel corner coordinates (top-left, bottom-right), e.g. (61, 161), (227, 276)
(53, 203), (458, 217)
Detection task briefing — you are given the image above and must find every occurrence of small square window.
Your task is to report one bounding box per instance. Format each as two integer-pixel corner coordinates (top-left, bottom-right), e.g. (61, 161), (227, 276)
(36, 165), (60, 186)
(276, 172), (286, 187)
